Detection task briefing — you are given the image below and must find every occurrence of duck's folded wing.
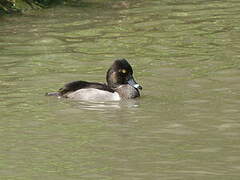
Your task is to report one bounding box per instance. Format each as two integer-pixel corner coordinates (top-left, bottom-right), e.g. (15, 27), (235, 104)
(59, 80), (114, 96)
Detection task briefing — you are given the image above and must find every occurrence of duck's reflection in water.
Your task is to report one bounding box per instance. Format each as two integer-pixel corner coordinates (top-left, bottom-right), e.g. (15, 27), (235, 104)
(74, 99), (140, 111)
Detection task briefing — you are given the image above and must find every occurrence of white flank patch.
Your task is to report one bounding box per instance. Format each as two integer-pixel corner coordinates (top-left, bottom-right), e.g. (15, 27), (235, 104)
(67, 88), (121, 102)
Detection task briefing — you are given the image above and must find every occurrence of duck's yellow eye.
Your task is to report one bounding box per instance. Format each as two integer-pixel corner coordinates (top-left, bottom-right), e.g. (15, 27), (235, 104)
(121, 69), (127, 73)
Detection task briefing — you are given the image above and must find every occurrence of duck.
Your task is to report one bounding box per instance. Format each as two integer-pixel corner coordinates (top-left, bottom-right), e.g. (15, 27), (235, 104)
(46, 58), (142, 101)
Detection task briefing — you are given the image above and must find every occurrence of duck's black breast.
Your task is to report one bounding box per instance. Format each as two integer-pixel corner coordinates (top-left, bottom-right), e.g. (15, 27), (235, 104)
(115, 85), (140, 99)
(59, 80), (114, 96)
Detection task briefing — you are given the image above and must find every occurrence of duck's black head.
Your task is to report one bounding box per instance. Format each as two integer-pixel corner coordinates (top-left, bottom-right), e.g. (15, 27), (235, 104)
(106, 59), (142, 90)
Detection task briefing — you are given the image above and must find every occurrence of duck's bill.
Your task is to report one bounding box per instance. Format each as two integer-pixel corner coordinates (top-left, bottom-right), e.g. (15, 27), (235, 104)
(127, 78), (143, 90)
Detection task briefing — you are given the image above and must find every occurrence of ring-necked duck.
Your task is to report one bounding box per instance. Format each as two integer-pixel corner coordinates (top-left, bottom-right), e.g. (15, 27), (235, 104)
(46, 58), (142, 101)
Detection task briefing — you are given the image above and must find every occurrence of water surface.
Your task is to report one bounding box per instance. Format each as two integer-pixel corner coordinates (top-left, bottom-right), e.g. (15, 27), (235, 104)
(1, 0), (240, 179)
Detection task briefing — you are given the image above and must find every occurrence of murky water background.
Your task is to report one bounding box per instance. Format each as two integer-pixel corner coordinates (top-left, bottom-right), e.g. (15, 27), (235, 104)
(1, 0), (240, 179)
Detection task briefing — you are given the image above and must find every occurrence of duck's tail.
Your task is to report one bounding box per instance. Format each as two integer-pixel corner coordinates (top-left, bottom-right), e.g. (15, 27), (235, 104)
(45, 92), (60, 96)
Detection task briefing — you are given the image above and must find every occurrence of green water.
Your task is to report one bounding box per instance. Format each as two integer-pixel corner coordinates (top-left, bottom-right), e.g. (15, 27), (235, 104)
(1, 0), (240, 179)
